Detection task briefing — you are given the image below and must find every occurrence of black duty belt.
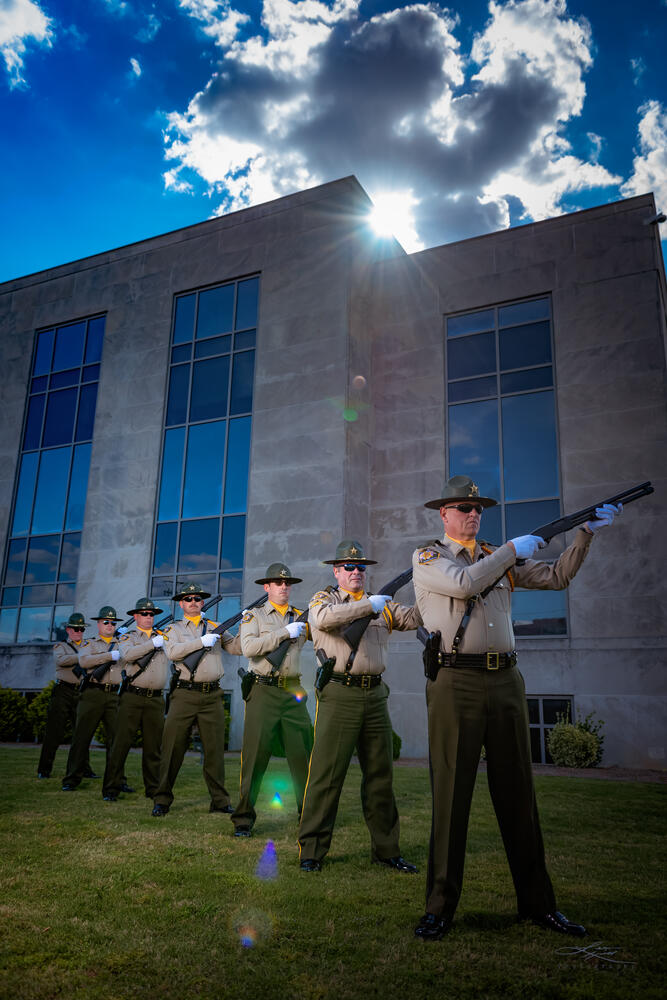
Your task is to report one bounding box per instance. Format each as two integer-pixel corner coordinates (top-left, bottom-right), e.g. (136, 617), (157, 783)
(88, 682), (117, 692)
(444, 651), (516, 671)
(330, 673), (382, 689)
(253, 674), (302, 689)
(56, 679), (78, 689)
(175, 679), (220, 693)
(127, 684), (164, 698)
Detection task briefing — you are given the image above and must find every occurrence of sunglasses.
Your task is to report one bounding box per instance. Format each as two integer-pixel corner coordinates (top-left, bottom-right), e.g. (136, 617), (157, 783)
(446, 503), (484, 515)
(340, 563), (367, 572)
(183, 596), (204, 603)
(137, 611), (156, 616)
(69, 626), (85, 632)
(102, 619), (116, 625)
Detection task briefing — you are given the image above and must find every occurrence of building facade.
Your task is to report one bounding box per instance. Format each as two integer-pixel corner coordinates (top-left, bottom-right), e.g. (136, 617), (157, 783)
(1, 176), (665, 767)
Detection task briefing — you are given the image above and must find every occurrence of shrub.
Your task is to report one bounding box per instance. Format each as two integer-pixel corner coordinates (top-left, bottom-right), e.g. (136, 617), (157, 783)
(576, 711), (605, 766)
(392, 729), (401, 761)
(26, 682), (60, 742)
(0, 686), (28, 742)
(547, 722), (599, 768)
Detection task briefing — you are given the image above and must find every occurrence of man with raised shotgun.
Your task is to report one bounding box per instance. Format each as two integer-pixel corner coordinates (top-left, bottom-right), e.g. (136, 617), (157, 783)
(231, 562), (311, 838)
(297, 540), (421, 873)
(151, 582), (241, 817)
(102, 598), (169, 802)
(412, 475), (622, 942)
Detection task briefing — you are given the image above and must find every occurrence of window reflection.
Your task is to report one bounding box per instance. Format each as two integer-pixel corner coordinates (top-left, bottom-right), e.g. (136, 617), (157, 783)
(12, 453), (39, 536)
(447, 308), (495, 338)
(50, 369), (79, 389)
(33, 448), (70, 534)
(65, 445), (91, 530)
(154, 522), (178, 575)
(178, 519), (219, 574)
(43, 388), (77, 446)
(75, 384), (98, 441)
(221, 516), (245, 569)
(447, 332), (495, 380)
(224, 418), (251, 514)
(84, 317), (105, 363)
(25, 535), (60, 584)
(502, 392), (559, 501)
(499, 321), (551, 370)
(173, 294), (195, 344)
(230, 352), (254, 415)
(183, 421), (226, 518)
(24, 395), (45, 449)
(0, 608), (19, 643)
(500, 367), (552, 394)
(54, 322), (85, 371)
(512, 590), (567, 636)
(59, 534), (81, 580)
(448, 399), (500, 500)
(235, 277), (259, 330)
(158, 428), (185, 520)
(197, 284), (235, 339)
(447, 376), (496, 403)
(190, 356), (230, 421)
(33, 330), (54, 376)
(23, 585), (55, 606)
(498, 297), (549, 327)
(4, 539), (27, 586)
(166, 366), (189, 426)
(17, 606), (52, 643)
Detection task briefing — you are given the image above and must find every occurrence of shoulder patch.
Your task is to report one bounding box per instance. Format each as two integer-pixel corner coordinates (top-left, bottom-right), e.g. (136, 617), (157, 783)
(163, 626), (173, 636)
(242, 611), (254, 624)
(119, 634), (130, 643)
(418, 547), (441, 564)
(311, 591), (331, 603)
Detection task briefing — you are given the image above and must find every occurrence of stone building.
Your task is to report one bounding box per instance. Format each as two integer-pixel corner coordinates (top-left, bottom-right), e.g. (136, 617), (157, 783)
(0, 176), (665, 767)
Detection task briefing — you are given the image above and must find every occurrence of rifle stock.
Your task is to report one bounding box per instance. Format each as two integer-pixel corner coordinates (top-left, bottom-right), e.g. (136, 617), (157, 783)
(263, 608), (309, 672)
(341, 567), (414, 651)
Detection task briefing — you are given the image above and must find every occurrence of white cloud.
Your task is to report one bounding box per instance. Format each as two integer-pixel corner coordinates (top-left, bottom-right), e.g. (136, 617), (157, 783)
(136, 11), (160, 42)
(0, 0), (53, 88)
(164, 0), (624, 248)
(631, 56), (646, 87)
(621, 100), (667, 212)
(129, 55), (142, 77)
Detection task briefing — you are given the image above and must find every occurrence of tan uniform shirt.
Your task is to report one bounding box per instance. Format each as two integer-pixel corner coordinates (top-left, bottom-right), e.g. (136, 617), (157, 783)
(412, 529), (593, 654)
(53, 640), (83, 683)
(240, 603), (307, 677)
(118, 627), (169, 689)
(78, 636), (123, 685)
(163, 618), (241, 683)
(308, 587), (421, 675)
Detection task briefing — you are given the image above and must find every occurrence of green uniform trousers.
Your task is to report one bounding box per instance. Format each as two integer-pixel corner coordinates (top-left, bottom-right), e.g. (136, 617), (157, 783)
(425, 664), (556, 920)
(232, 682), (313, 830)
(298, 679), (400, 863)
(62, 686), (119, 787)
(102, 689), (165, 799)
(153, 687), (231, 809)
(38, 681), (92, 778)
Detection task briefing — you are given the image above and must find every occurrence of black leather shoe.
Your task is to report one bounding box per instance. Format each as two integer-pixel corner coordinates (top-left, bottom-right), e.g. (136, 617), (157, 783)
(120, 784), (135, 793)
(528, 911), (586, 937)
(83, 770), (99, 779)
(234, 826), (252, 838)
(210, 803), (235, 813)
(414, 913), (450, 941)
(374, 856), (418, 874)
(300, 859), (322, 872)
(103, 795), (118, 802)
(37, 773), (50, 779)
(61, 784), (78, 791)
(151, 804), (169, 817)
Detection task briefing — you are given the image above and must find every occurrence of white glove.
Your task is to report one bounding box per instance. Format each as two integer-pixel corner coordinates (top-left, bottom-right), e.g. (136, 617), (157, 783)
(586, 502), (622, 533)
(285, 622), (306, 639)
(116, 626), (128, 635)
(369, 594), (391, 613)
(200, 633), (220, 648)
(152, 635), (165, 648)
(509, 535), (546, 560)
(110, 650), (121, 662)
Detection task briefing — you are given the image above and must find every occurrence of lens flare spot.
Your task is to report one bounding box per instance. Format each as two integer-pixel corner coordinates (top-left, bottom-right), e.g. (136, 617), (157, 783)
(270, 793), (283, 809)
(238, 924), (257, 948)
(232, 907), (273, 947)
(293, 690), (304, 702)
(255, 839), (278, 881)
(342, 407), (358, 422)
(352, 375), (366, 390)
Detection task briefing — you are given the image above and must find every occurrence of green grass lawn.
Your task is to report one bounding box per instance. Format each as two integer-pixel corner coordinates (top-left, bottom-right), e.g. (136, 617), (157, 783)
(0, 746), (664, 1000)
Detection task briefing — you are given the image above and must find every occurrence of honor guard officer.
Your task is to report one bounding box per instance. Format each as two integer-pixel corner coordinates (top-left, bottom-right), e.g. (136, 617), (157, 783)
(232, 563), (312, 838)
(37, 612), (96, 780)
(412, 475), (621, 941)
(62, 606), (132, 792)
(102, 598), (169, 802)
(297, 541), (420, 873)
(151, 582), (241, 817)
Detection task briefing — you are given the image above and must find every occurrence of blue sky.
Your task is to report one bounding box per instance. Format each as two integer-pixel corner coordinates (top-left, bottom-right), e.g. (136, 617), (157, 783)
(1, 0), (665, 283)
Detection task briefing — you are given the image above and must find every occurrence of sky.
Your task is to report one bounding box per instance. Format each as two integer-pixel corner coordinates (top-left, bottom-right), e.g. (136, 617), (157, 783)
(1, 0), (665, 282)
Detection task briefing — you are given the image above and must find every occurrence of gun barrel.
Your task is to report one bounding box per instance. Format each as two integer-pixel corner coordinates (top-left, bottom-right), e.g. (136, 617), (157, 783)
(532, 481), (653, 541)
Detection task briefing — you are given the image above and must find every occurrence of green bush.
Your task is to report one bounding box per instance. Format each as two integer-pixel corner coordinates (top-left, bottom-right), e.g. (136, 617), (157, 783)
(392, 729), (401, 761)
(0, 686), (28, 742)
(576, 711), (605, 766)
(26, 682), (60, 742)
(547, 721), (599, 768)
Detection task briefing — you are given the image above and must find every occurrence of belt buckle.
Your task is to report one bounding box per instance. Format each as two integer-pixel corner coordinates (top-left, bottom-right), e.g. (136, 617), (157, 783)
(486, 653), (500, 671)
(202, 682), (211, 693)
(146, 688), (153, 698)
(360, 675), (372, 689)
(277, 675), (287, 689)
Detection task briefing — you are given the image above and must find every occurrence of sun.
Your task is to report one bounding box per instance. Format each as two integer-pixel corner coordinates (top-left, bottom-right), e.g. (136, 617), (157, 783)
(367, 190), (423, 252)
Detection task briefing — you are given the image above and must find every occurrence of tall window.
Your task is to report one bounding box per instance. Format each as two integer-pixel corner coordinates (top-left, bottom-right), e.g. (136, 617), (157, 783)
(151, 276), (258, 621)
(445, 296), (566, 635)
(1, 316), (105, 643)
(528, 695), (573, 763)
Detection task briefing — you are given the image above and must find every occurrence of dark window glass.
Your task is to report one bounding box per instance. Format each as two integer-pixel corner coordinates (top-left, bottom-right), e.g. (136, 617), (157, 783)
(178, 519), (219, 574)
(197, 284), (234, 339)
(505, 500), (560, 539)
(543, 698), (572, 726)
(25, 535), (60, 584)
(5, 539), (27, 586)
(17, 606), (51, 642)
(54, 322), (85, 371)
(479, 504), (502, 546)
(31, 375), (48, 392)
(23, 395), (45, 450)
(84, 317), (105, 363)
(158, 428), (185, 520)
(235, 277), (259, 330)
(33, 330), (54, 376)
(43, 388), (77, 447)
(230, 352), (255, 415)
(83, 364), (100, 382)
(529, 727), (541, 764)
(194, 335), (232, 359)
(166, 365), (190, 426)
(234, 330), (255, 350)
(544, 730), (554, 764)
(65, 445), (91, 530)
(171, 344), (191, 364)
(219, 571), (243, 594)
(151, 578), (174, 601)
(173, 295), (196, 344)
(182, 421), (226, 518)
(500, 366), (552, 394)
(512, 590), (567, 636)
(0, 608), (19, 641)
(527, 698), (539, 725)
(50, 369), (79, 389)
(224, 417), (251, 514)
(190, 356), (230, 422)
(12, 453), (39, 535)
(214, 595), (241, 622)
(75, 384), (98, 441)
(447, 309), (494, 338)
(499, 298), (549, 327)
(448, 376), (496, 403)
(221, 516), (245, 570)
(56, 583), (76, 603)
(448, 399), (500, 500)
(154, 522), (178, 575)
(32, 447), (70, 535)
(499, 321), (551, 371)
(447, 332), (495, 380)
(59, 533), (81, 580)
(2, 588), (20, 606)
(22, 585), (55, 606)
(502, 392), (559, 501)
